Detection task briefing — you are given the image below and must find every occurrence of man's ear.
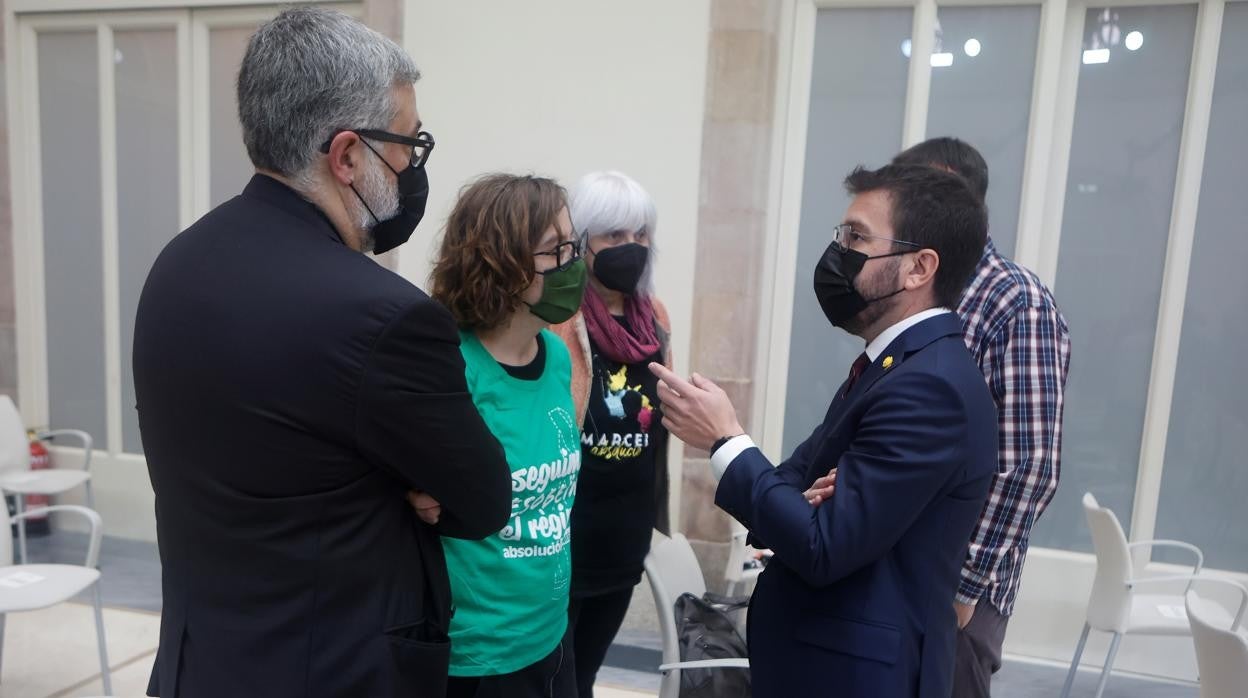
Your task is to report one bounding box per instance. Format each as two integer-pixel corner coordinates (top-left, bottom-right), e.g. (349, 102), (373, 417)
(325, 131), (363, 186)
(904, 248), (940, 291)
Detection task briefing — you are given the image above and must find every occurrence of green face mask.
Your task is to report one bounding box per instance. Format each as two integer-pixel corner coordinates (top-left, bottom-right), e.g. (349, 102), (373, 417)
(527, 258), (588, 324)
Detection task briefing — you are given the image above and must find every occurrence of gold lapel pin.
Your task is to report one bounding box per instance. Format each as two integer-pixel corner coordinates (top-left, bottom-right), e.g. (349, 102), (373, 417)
(882, 356), (894, 370)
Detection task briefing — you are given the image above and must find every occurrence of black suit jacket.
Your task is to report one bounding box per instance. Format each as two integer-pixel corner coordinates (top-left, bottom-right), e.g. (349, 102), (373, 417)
(715, 314), (998, 697)
(133, 175), (511, 697)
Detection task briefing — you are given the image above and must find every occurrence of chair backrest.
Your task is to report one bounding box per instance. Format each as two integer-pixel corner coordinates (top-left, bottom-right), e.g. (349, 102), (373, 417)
(644, 532), (708, 667)
(1186, 585), (1248, 698)
(723, 527), (751, 584)
(0, 395), (32, 473)
(1083, 492), (1135, 632)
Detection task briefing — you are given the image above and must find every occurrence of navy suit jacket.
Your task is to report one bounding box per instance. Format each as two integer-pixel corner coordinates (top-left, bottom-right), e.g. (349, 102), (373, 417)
(715, 313), (997, 698)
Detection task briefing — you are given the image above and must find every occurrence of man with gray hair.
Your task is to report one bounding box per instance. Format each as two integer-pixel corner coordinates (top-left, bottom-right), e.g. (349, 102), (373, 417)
(133, 8), (511, 696)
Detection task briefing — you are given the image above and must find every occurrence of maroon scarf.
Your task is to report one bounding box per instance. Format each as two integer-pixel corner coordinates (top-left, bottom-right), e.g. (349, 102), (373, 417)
(581, 285), (661, 364)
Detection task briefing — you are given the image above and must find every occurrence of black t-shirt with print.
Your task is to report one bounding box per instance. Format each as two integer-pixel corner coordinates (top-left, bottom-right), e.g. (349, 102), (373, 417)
(571, 317), (668, 597)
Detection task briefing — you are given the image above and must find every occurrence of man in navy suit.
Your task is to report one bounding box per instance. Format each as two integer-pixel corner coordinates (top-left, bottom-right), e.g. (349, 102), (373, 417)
(651, 164), (997, 697)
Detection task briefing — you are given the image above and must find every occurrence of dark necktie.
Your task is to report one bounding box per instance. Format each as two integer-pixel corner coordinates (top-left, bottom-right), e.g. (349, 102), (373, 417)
(841, 352), (870, 398)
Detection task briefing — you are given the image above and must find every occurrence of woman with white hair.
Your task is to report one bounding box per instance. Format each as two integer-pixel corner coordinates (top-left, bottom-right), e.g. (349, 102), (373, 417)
(552, 171), (673, 698)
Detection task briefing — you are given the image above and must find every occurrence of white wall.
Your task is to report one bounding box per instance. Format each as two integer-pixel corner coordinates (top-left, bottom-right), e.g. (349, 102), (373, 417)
(400, 2), (710, 287)
(402, 0), (711, 530)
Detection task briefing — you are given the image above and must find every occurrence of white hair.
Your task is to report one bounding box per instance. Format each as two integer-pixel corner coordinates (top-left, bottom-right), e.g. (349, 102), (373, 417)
(570, 171), (658, 293)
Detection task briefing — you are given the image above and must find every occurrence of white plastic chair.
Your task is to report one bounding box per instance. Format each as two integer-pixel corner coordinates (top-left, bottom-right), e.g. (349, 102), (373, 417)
(0, 501), (111, 694)
(644, 533), (749, 698)
(1185, 579), (1248, 698)
(0, 395), (97, 563)
(723, 526), (762, 597)
(1061, 492), (1224, 698)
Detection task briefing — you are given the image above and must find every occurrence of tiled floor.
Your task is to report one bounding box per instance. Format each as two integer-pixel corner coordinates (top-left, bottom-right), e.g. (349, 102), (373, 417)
(996, 659), (1198, 698)
(0, 603), (659, 698)
(6, 533), (1202, 698)
(0, 602), (157, 697)
(0, 600), (1202, 698)
(6, 532), (656, 698)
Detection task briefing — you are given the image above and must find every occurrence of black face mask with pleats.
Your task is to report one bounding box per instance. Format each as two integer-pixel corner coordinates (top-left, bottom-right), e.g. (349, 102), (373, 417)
(591, 243), (649, 293)
(368, 165), (428, 254)
(349, 139), (430, 255)
(812, 242), (908, 328)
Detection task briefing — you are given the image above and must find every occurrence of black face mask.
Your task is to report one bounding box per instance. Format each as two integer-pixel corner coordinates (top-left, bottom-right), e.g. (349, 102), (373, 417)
(351, 143), (430, 254)
(591, 242), (649, 293)
(371, 165), (428, 254)
(813, 242), (908, 328)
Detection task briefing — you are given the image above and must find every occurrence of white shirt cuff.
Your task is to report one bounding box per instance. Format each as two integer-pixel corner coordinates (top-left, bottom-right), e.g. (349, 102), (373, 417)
(710, 435), (756, 481)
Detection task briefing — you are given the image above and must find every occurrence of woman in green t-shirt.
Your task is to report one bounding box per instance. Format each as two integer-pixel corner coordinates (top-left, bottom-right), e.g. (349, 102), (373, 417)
(430, 173), (587, 698)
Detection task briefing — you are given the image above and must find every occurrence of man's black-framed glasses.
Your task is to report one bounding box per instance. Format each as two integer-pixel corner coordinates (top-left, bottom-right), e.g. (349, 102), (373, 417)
(831, 223), (922, 253)
(321, 129), (435, 169)
(535, 239), (583, 274)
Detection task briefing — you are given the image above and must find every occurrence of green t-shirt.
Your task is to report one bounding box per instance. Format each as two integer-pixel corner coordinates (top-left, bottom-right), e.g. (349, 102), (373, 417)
(444, 329), (581, 676)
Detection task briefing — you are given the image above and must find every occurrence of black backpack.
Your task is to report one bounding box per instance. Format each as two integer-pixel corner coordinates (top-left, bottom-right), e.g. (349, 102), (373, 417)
(674, 592), (751, 698)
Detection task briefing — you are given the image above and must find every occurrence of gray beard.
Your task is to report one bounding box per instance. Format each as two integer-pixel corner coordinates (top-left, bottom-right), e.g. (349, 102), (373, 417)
(352, 158), (400, 252)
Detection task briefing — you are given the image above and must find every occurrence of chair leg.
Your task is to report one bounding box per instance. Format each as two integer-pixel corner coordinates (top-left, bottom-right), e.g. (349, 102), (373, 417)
(660, 668), (679, 698)
(85, 479), (96, 511)
(0, 612), (6, 684)
(1060, 623), (1091, 698)
(92, 582), (112, 695)
(15, 495), (27, 564)
(1092, 633), (1122, 698)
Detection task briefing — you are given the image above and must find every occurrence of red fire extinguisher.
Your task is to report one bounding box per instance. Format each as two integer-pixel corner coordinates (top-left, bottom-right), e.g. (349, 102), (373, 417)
(24, 430), (51, 535)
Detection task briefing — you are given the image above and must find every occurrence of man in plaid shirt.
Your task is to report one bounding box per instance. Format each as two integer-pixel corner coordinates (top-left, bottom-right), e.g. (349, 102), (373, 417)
(894, 138), (1072, 697)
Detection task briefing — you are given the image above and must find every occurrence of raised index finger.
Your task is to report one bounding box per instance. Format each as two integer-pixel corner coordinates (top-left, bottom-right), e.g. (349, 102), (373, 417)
(649, 362), (697, 396)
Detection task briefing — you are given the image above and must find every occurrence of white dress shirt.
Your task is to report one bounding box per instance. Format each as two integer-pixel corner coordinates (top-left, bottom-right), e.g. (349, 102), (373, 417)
(864, 307), (950, 361)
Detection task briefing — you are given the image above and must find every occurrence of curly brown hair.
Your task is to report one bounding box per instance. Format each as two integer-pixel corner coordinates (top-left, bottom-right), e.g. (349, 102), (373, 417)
(431, 173), (568, 331)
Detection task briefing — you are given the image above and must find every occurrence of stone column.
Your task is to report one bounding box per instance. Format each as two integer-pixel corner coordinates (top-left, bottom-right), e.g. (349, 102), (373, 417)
(0, 6), (17, 402)
(680, 0), (781, 586)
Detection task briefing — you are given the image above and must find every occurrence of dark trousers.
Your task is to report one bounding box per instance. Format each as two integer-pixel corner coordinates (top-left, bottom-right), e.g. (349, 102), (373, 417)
(567, 587), (635, 698)
(446, 627), (576, 698)
(952, 600), (1010, 698)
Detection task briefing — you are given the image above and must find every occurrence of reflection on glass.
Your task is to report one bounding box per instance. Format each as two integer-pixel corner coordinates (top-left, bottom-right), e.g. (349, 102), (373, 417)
(926, 5), (1041, 258)
(1155, 3), (1248, 573)
(1030, 5), (1197, 553)
(1082, 8), (1151, 64)
(209, 26), (259, 207)
(39, 31), (108, 443)
(783, 7), (912, 453)
(117, 29), (179, 455)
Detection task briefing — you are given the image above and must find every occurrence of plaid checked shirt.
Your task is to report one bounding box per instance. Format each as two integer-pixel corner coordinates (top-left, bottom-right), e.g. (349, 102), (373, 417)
(955, 239), (1071, 615)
